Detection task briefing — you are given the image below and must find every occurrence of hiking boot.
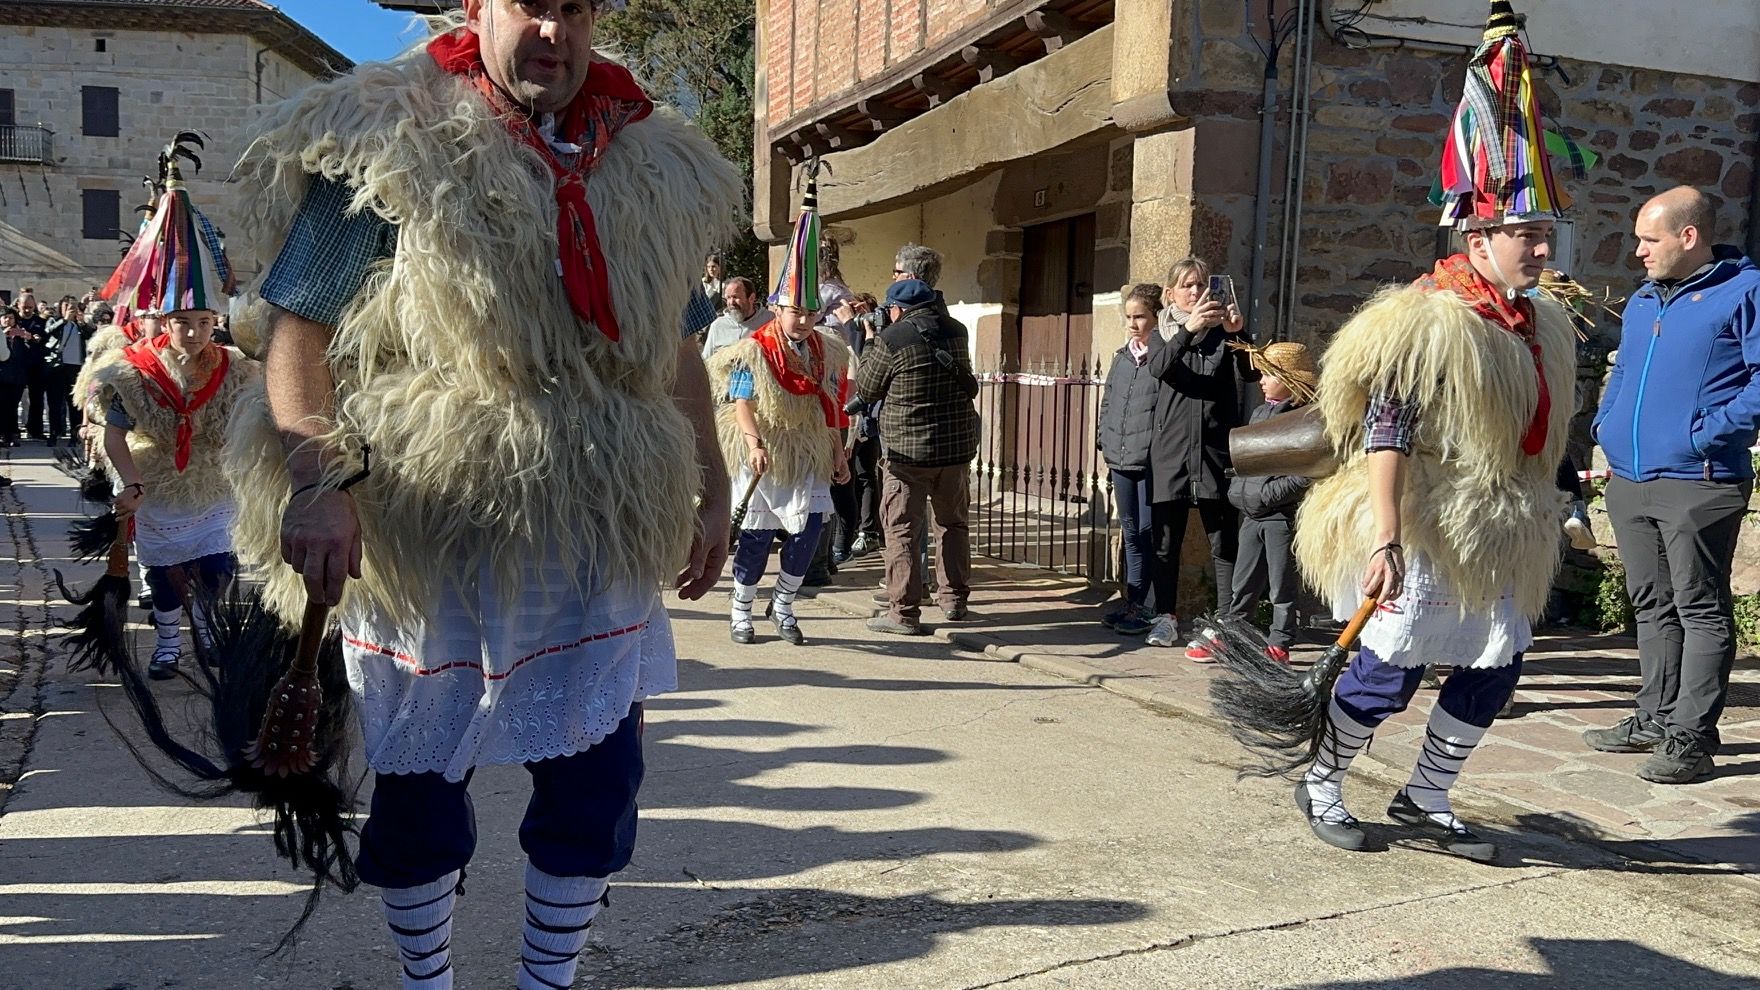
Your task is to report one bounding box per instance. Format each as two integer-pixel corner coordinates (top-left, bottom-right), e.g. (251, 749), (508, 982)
(940, 602), (969, 622)
(867, 615), (925, 636)
(1582, 713), (1666, 753)
(1637, 730), (1714, 784)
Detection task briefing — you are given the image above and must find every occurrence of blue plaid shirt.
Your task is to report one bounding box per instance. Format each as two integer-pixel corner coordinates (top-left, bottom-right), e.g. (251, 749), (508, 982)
(259, 176), (397, 325)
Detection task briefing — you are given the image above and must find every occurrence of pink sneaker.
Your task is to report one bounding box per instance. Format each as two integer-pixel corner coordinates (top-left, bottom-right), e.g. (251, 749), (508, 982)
(1185, 639), (1216, 663)
(1265, 646), (1291, 664)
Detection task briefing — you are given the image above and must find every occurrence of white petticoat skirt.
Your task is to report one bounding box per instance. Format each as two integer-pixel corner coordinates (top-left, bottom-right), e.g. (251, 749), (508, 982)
(341, 550), (679, 782)
(732, 466), (832, 534)
(1330, 553), (1529, 670)
(133, 498), (236, 568)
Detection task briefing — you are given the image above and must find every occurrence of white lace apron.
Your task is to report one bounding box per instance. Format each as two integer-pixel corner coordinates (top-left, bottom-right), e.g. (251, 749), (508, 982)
(341, 549), (678, 781)
(732, 466), (832, 534)
(132, 499), (236, 568)
(1330, 553), (1529, 670)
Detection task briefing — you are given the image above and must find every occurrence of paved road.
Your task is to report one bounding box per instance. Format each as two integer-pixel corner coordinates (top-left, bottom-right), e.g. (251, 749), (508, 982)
(1, 454), (1757, 989)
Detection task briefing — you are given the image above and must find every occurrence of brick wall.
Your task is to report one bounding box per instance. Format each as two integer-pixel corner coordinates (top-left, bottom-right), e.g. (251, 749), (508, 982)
(0, 25), (329, 298)
(765, 0), (1003, 128)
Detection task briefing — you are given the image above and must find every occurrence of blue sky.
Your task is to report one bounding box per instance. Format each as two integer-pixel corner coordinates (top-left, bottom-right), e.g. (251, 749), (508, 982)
(270, 0), (429, 65)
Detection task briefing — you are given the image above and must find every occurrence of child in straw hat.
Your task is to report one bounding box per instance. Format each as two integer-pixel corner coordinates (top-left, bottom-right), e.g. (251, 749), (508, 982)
(1221, 341), (1318, 662)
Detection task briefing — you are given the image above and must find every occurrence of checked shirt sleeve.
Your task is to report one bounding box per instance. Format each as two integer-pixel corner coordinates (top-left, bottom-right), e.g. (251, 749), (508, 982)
(1363, 391), (1420, 455)
(260, 176), (397, 327)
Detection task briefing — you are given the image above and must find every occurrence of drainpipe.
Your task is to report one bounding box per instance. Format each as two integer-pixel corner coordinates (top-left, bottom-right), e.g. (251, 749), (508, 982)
(255, 46), (269, 105)
(1245, 38), (1279, 334)
(1748, 134), (1760, 260)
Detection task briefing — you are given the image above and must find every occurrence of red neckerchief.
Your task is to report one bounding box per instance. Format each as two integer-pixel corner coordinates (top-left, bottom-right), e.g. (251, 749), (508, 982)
(754, 323), (836, 425)
(121, 335), (230, 472)
(429, 28), (653, 343)
(1414, 253), (1549, 456)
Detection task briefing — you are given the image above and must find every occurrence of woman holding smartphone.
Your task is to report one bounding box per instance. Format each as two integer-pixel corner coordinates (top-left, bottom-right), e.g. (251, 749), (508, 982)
(1143, 257), (1252, 654)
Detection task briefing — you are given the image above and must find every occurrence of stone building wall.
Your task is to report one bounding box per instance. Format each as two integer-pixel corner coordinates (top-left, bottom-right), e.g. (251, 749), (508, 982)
(0, 25), (328, 300)
(1173, 4), (1758, 347)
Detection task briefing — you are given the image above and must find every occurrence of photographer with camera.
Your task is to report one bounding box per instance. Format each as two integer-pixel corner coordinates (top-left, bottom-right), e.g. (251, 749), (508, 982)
(856, 278), (980, 634)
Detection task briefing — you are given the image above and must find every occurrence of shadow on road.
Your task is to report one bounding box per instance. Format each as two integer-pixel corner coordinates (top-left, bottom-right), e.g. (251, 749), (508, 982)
(1292, 938), (1758, 989)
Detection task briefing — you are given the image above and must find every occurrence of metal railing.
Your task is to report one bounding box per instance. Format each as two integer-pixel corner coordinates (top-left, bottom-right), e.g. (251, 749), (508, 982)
(971, 356), (1117, 583)
(0, 125), (53, 165)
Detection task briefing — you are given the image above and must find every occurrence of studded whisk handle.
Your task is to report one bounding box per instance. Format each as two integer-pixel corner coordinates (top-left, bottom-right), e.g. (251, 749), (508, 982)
(245, 601), (330, 777)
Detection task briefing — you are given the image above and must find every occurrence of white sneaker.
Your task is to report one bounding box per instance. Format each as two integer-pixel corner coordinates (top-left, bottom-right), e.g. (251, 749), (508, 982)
(1145, 615), (1179, 648)
(1564, 513), (1596, 551)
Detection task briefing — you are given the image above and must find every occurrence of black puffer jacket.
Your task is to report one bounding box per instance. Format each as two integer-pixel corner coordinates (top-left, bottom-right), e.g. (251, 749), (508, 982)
(1146, 317), (1255, 502)
(1227, 397), (1312, 519)
(1097, 336), (1162, 472)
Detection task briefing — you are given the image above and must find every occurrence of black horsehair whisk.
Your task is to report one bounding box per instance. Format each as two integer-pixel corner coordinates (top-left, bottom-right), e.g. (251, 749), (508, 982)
(1206, 598), (1380, 778)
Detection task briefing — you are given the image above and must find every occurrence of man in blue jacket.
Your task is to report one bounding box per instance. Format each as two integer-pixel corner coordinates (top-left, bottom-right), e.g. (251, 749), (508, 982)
(1589, 186), (1760, 783)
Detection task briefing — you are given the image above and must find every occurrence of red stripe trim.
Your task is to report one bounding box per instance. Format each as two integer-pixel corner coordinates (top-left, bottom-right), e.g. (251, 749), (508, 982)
(343, 621), (649, 679)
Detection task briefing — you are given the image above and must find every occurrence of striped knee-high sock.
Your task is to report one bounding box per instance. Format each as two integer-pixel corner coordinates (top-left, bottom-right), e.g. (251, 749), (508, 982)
(730, 581), (757, 630)
(517, 864), (610, 990)
(1402, 705), (1489, 828)
(1302, 697), (1376, 824)
(381, 871), (459, 989)
(151, 609), (182, 661)
(772, 571), (804, 628)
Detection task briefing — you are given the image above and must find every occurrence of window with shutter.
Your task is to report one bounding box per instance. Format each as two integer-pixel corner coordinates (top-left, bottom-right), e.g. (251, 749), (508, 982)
(0, 90), (14, 128)
(82, 86), (119, 137)
(82, 189), (120, 240)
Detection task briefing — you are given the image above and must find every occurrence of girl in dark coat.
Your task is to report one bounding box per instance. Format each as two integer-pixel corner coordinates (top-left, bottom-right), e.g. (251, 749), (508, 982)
(1097, 284), (1166, 637)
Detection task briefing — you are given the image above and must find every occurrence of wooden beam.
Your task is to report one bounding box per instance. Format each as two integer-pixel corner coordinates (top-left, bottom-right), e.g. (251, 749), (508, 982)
(910, 73), (961, 108)
(961, 45), (1023, 84)
(854, 99), (912, 131)
(1024, 10), (1082, 53)
(814, 121), (867, 151)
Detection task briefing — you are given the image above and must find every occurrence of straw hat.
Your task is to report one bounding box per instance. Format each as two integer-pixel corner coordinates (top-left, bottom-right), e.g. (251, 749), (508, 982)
(1232, 340), (1318, 404)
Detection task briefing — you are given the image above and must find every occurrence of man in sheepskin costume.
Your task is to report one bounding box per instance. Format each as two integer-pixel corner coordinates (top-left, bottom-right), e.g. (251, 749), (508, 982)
(706, 170), (851, 646)
(223, 1), (739, 986)
(1288, 0), (1577, 863)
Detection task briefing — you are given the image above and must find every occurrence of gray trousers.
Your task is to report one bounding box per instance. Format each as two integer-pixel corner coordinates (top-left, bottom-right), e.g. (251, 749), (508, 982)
(1605, 475), (1751, 750)
(1227, 514), (1298, 649)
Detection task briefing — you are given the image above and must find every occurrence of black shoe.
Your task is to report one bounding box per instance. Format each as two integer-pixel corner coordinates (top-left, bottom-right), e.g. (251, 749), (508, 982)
(1294, 780), (1366, 851)
(138, 592), (155, 611)
(803, 570), (833, 587)
(867, 615), (925, 636)
(1583, 713), (1666, 753)
(1386, 790), (1497, 861)
(0, 476), (10, 488)
(1637, 730), (1715, 784)
(941, 602), (968, 621)
(773, 617), (805, 646)
(147, 656), (180, 681)
(730, 623), (755, 645)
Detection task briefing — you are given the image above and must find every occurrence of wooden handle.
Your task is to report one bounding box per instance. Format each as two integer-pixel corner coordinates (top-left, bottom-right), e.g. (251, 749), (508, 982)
(103, 528), (130, 578)
(1335, 597), (1380, 649)
(734, 472), (762, 514)
(292, 601), (329, 675)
